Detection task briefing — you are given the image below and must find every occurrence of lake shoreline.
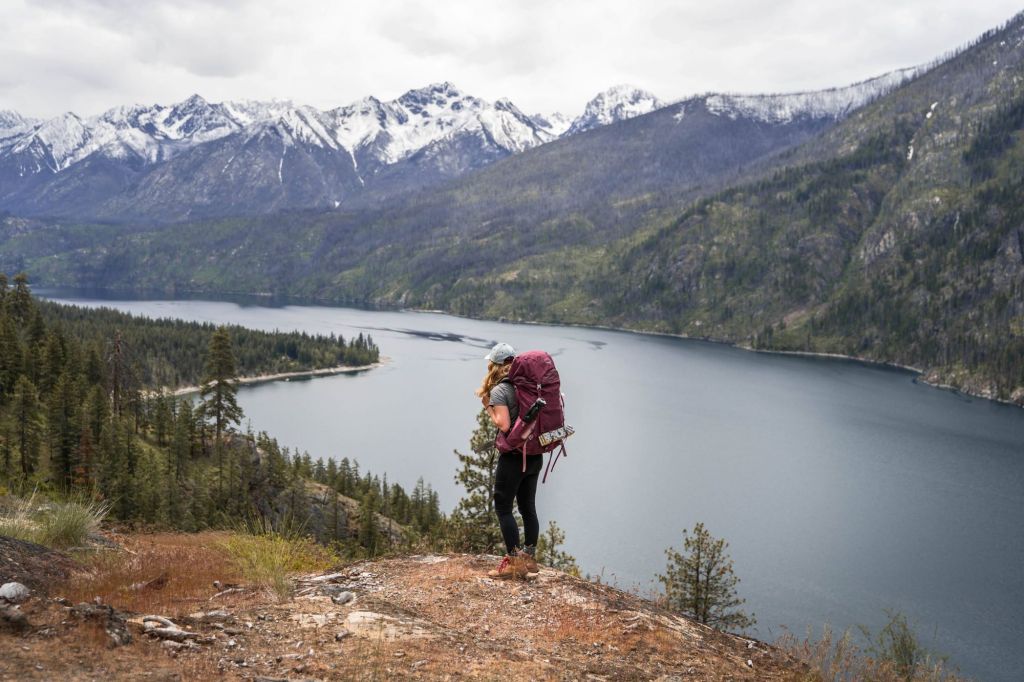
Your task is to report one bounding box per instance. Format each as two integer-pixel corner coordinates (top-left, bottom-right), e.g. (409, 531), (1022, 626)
(406, 308), (1023, 410)
(156, 359), (386, 397)
(38, 288), (1019, 409)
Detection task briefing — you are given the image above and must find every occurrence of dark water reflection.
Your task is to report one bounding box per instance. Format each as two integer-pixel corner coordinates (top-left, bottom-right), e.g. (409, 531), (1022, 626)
(42, 291), (1024, 681)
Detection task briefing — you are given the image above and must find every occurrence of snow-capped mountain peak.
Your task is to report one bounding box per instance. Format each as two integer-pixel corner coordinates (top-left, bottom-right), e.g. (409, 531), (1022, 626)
(0, 111), (38, 146)
(0, 110), (35, 130)
(702, 67), (922, 124)
(327, 82), (550, 164)
(0, 69), (924, 204)
(567, 85), (664, 135)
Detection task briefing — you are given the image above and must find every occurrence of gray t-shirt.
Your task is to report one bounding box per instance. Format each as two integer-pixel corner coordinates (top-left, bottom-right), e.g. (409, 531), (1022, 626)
(489, 381), (519, 426)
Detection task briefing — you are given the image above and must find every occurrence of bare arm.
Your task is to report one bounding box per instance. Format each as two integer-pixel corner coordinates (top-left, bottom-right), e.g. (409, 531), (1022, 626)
(486, 404), (511, 432)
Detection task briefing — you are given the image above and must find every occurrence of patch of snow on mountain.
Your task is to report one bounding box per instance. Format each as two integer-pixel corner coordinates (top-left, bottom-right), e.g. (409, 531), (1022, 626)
(328, 96), (403, 156)
(566, 85), (664, 136)
(705, 67), (921, 124)
(530, 111), (571, 137)
(273, 107), (340, 149)
(12, 112), (91, 170)
(0, 110), (36, 131)
(0, 111), (38, 146)
(222, 99), (296, 126)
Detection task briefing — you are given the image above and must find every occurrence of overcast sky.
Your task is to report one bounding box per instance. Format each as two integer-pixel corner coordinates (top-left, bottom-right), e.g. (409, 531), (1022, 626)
(2, 0), (1022, 119)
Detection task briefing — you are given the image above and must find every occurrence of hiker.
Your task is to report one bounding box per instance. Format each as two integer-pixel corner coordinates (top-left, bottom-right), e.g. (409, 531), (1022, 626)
(477, 342), (542, 579)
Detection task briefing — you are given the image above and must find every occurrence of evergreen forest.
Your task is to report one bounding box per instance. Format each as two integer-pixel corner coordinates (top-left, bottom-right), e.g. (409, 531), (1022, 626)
(0, 274), (450, 557)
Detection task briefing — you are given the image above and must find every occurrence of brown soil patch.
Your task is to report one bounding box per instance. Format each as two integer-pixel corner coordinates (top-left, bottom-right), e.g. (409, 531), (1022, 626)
(0, 535), (810, 680)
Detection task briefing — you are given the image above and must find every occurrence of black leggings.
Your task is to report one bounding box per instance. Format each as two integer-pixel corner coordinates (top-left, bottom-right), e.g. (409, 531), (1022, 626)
(494, 452), (543, 555)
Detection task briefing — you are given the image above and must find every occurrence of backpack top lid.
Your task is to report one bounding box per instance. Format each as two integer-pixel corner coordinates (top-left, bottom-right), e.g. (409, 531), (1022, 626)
(507, 350), (558, 388)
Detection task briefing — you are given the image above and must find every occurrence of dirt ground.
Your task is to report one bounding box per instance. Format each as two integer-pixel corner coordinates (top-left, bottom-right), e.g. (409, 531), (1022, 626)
(0, 533), (809, 680)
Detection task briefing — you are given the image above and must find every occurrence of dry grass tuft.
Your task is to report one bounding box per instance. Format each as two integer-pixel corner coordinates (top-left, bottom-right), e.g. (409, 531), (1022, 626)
(218, 530), (337, 599)
(62, 531), (244, 616)
(0, 491), (109, 549)
(330, 634), (398, 681)
(438, 557), (478, 582)
(776, 625), (967, 682)
(545, 604), (610, 647)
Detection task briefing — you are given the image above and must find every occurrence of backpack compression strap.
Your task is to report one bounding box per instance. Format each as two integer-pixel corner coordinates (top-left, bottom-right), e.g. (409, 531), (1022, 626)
(541, 442), (567, 484)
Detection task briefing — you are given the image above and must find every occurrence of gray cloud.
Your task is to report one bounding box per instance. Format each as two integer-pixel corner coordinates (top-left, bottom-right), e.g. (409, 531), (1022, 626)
(3, 0), (1022, 120)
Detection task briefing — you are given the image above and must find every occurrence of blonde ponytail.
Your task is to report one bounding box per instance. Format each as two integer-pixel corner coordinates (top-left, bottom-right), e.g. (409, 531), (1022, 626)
(476, 361), (511, 401)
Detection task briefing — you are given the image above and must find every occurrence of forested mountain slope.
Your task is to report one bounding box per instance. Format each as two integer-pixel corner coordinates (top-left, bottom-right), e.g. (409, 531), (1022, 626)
(432, 13), (1024, 399)
(584, 13), (1024, 400)
(0, 73), (909, 299)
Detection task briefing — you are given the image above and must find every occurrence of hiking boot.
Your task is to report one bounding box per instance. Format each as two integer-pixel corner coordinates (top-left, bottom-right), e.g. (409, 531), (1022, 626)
(487, 554), (527, 579)
(516, 548), (539, 574)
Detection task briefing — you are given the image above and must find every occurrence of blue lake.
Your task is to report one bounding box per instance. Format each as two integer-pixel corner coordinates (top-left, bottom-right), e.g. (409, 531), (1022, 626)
(43, 292), (1024, 681)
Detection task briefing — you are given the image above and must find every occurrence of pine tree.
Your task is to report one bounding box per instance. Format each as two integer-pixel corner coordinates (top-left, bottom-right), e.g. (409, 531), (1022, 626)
(11, 375), (41, 478)
(657, 522), (755, 631)
(46, 370), (80, 490)
(338, 458), (353, 495)
(99, 417), (135, 519)
(450, 408), (502, 552)
(0, 428), (12, 480)
(72, 422), (95, 490)
(0, 313), (21, 400)
(359, 486), (381, 556)
(106, 330), (134, 418)
(325, 458), (338, 489)
(170, 399), (194, 482)
(536, 520), (580, 575)
(82, 384), (110, 444)
(152, 392), (172, 446)
(8, 273), (33, 325)
(198, 327), (243, 498)
(40, 329), (66, 394)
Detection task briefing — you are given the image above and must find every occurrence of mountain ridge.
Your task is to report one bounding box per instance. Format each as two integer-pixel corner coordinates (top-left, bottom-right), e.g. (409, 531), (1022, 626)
(0, 71), (917, 222)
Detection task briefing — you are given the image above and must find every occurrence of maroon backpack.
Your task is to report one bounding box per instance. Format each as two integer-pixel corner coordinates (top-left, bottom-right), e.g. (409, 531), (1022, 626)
(495, 350), (574, 482)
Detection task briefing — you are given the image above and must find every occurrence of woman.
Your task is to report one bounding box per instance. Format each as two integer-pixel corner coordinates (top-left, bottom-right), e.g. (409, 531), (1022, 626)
(477, 342), (541, 579)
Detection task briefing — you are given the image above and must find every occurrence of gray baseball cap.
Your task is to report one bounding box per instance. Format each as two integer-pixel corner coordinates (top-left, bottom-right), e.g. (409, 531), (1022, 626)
(484, 342), (516, 364)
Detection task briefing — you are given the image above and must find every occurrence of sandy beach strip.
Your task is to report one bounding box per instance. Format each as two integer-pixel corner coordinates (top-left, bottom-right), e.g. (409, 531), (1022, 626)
(152, 359), (386, 397)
